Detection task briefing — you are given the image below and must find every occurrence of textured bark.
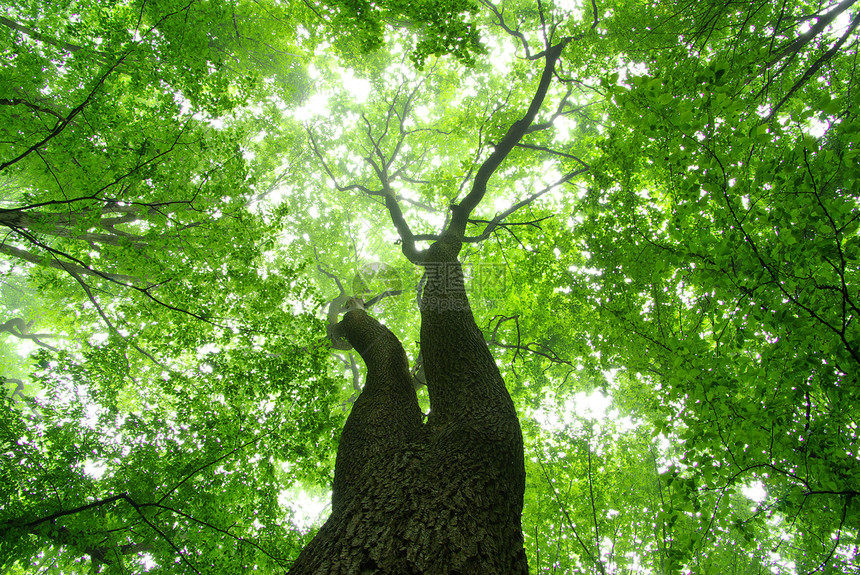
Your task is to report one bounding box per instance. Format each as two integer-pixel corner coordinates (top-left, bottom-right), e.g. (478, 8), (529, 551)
(289, 238), (527, 574)
(330, 307), (423, 514)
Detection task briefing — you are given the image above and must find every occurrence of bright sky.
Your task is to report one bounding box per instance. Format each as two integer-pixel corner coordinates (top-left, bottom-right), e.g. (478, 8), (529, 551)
(280, 487), (330, 531)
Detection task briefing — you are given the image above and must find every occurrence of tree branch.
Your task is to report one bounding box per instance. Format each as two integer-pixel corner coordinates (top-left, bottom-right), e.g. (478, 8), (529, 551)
(513, 142), (589, 167)
(157, 428), (274, 505)
(481, 0), (537, 59)
(766, 11), (860, 121)
(466, 168), (586, 243)
(0, 53), (129, 172)
(65, 267), (166, 367)
(0, 97), (66, 121)
(767, 0), (859, 67)
(0, 242), (142, 285)
(0, 16), (86, 54)
(538, 458), (600, 567)
(0, 317), (61, 352)
(448, 40), (570, 240)
(486, 314), (573, 367)
(384, 193), (423, 263)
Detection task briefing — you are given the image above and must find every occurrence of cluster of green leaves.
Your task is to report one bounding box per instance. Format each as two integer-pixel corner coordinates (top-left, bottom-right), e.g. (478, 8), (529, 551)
(319, 0), (485, 67)
(2, 0), (327, 571)
(1, 336), (340, 573)
(3, 0), (860, 573)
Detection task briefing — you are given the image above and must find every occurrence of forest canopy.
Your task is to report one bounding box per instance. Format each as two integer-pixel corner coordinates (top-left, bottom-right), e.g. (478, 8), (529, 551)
(1, 0), (859, 573)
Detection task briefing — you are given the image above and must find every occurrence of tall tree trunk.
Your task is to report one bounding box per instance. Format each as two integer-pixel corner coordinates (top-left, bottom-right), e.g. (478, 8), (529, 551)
(288, 238), (527, 574)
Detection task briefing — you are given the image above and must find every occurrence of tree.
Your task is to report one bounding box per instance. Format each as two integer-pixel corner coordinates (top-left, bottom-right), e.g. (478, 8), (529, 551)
(287, 40), (570, 573)
(2, 0), (860, 573)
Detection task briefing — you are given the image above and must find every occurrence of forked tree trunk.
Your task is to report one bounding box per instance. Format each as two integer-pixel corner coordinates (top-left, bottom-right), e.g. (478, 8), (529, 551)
(288, 239), (527, 574)
(289, 38), (570, 574)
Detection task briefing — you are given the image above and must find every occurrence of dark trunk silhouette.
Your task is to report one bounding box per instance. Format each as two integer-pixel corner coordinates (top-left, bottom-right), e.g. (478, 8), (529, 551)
(289, 41), (570, 574)
(290, 241), (527, 574)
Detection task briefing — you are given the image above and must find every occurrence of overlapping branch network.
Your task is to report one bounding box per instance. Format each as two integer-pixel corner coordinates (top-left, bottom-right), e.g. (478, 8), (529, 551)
(308, 30), (592, 267)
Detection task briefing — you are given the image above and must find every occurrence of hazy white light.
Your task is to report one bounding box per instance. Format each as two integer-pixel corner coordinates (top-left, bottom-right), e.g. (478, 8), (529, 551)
(742, 481), (767, 503)
(572, 390), (611, 420)
(83, 459), (108, 479)
(91, 332), (109, 345)
(280, 489), (329, 531)
(340, 69), (371, 103)
(293, 91), (330, 121)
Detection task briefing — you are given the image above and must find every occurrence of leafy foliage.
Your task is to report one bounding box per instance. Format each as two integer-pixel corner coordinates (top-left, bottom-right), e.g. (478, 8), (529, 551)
(2, 0), (859, 573)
